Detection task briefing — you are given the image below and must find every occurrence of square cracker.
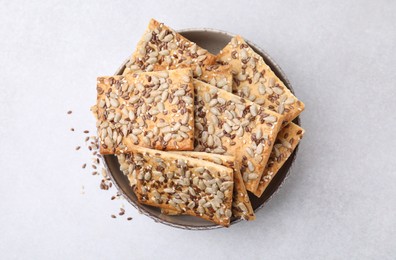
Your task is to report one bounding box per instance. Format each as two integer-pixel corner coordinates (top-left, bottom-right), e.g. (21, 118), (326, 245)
(193, 79), (284, 192)
(127, 145), (234, 227)
(122, 19), (216, 76)
(216, 36), (305, 124)
(167, 152), (255, 220)
(94, 68), (195, 154)
(118, 150), (255, 220)
(253, 123), (305, 197)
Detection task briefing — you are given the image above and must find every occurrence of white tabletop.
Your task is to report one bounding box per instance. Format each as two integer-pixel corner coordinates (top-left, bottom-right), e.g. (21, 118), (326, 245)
(1, 1), (395, 259)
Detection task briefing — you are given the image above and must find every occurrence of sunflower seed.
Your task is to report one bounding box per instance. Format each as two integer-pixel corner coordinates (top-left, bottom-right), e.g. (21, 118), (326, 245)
(247, 161), (255, 172)
(245, 147), (254, 157)
(221, 181), (233, 190)
(208, 124), (215, 135)
(285, 97), (295, 105)
(282, 139), (292, 149)
(157, 122), (168, 128)
(225, 209), (232, 218)
(255, 98), (265, 105)
(249, 105), (258, 116)
(197, 55), (207, 62)
(240, 49), (248, 60)
(174, 89), (185, 96)
(248, 173), (258, 180)
(252, 72), (261, 84)
(162, 34), (174, 42)
(210, 114), (218, 125)
(209, 99), (218, 107)
(278, 103), (285, 114)
(248, 95), (256, 101)
(161, 91), (168, 102)
(210, 107), (220, 116)
(132, 129), (142, 135)
(204, 93), (211, 103)
(268, 77), (275, 87)
(164, 188), (174, 194)
(144, 171), (151, 181)
(195, 66), (202, 76)
(213, 147), (226, 154)
(147, 57), (157, 64)
(130, 134), (138, 144)
(164, 133), (172, 142)
(268, 82), (281, 94)
(176, 126), (188, 134)
(238, 203), (248, 213)
(110, 98), (119, 108)
(130, 96), (140, 104)
(256, 143), (264, 154)
(161, 126), (172, 133)
(207, 135), (214, 147)
(266, 87), (274, 95)
(236, 127), (244, 137)
(143, 32), (152, 42)
(237, 73), (247, 81)
(223, 123), (232, 133)
(264, 115), (276, 123)
(150, 108), (159, 115)
(182, 96), (193, 104)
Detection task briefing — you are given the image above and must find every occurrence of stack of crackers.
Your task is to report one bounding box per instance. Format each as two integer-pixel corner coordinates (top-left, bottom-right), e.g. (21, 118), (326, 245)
(92, 19), (305, 227)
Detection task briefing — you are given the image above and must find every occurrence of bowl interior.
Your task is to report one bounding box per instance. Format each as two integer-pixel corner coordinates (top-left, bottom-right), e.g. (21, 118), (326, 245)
(103, 29), (300, 230)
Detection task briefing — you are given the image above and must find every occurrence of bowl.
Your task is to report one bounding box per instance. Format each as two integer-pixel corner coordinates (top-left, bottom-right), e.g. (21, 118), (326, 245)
(103, 29), (301, 230)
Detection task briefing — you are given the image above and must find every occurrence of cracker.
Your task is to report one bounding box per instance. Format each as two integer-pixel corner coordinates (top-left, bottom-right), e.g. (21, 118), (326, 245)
(93, 68), (194, 154)
(193, 79), (284, 192)
(167, 152), (255, 220)
(119, 150), (254, 220)
(196, 64), (233, 92)
(123, 19), (216, 76)
(216, 36), (305, 124)
(253, 123), (305, 197)
(126, 145), (234, 227)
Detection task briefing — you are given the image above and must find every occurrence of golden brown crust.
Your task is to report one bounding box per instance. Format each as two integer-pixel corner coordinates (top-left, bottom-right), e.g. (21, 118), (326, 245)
(94, 69), (195, 154)
(193, 79), (284, 192)
(123, 19), (216, 76)
(216, 36), (305, 124)
(124, 145), (234, 227)
(170, 152), (255, 220)
(253, 123), (305, 197)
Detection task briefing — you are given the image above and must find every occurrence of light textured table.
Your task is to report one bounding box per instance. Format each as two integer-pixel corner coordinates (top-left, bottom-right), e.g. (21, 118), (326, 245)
(1, 1), (395, 259)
